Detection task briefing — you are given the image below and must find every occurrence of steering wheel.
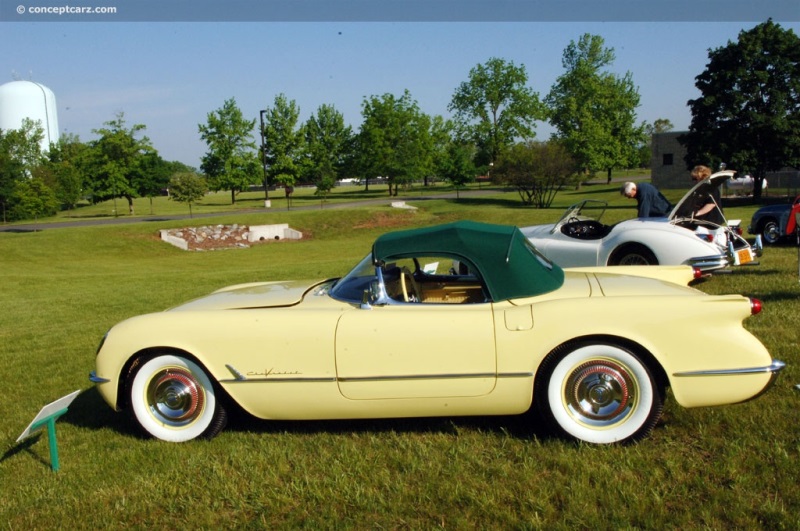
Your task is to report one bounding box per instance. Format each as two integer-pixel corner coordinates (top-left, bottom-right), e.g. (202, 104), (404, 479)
(400, 267), (421, 302)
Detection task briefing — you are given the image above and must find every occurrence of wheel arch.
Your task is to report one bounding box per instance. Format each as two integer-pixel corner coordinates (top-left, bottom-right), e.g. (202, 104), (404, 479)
(535, 334), (669, 394)
(117, 346), (223, 412)
(606, 242), (659, 266)
(755, 214), (779, 233)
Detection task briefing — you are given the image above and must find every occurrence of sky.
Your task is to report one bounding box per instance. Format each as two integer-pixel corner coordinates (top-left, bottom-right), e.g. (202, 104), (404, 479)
(2, 1), (799, 167)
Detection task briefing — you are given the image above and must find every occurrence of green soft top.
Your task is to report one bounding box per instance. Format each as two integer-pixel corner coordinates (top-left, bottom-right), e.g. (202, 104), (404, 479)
(372, 220), (565, 301)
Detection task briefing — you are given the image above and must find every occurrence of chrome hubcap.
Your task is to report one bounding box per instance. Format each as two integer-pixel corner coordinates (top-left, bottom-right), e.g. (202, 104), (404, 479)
(147, 368), (205, 427)
(565, 360), (636, 427)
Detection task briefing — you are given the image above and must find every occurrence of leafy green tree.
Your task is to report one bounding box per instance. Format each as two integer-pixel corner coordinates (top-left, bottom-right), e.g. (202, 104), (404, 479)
(357, 90), (432, 196)
(199, 98), (260, 204)
(86, 112), (154, 215)
(10, 175), (58, 220)
(439, 141), (477, 199)
(547, 34), (646, 184)
(494, 141), (577, 207)
(303, 104), (353, 199)
(262, 94), (305, 194)
(428, 115), (457, 187)
(0, 121), (46, 221)
(168, 171), (208, 218)
(683, 20), (800, 201)
(44, 133), (88, 211)
(449, 57), (546, 168)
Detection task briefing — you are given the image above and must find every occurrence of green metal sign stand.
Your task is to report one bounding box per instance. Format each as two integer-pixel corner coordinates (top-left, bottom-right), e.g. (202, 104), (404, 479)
(16, 390), (80, 472)
(28, 408), (69, 472)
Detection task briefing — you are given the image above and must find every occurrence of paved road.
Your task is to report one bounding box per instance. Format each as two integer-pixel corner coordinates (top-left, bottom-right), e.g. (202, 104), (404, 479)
(0, 189), (495, 233)
(0, 176), (648, 233)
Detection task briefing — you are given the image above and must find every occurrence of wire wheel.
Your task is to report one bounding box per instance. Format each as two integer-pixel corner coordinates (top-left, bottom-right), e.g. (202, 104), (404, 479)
(611, 245), (658, 266)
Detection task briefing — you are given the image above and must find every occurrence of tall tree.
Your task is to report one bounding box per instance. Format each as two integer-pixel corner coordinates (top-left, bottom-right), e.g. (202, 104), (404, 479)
(0, 119), (46, 221)
(357, 90), (432, 196)
(86, 112), (153, 215)
(262, 94), (305, 194)
(683, 20), (800, 201)
(43, 132), (87, 211)
(547, 34), (646, 184)
(199, 98), (260, 204)
(449, 58), (546, 168)
(303, 104), (353, 198)
(439, 141), (477, 199)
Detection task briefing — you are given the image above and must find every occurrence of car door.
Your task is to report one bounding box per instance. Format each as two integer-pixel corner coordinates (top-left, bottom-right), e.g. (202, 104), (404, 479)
(334, 303), (497, 400)
(540, 233), (601, 267)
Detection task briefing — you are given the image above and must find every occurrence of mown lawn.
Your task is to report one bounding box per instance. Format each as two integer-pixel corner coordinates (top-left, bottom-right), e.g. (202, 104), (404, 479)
(1, 183), (799, 528)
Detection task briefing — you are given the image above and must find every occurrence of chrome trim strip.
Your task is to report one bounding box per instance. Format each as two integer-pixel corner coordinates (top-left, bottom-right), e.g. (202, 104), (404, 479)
(220, 372), (532, 384)
(673, 360), (785, 377)
(89, 371), (110, 384)
(220, 376), (336, 384)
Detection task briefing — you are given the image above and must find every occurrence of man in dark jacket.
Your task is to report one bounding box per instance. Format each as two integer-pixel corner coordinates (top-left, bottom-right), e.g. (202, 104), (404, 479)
(621, 182), (672, 218)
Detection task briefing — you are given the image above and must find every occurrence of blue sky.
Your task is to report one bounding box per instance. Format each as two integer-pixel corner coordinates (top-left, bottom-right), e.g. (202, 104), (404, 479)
(2, 16), (799, 167)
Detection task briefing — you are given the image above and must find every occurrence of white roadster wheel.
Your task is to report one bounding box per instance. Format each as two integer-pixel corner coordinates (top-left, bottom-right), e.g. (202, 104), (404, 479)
(128, 354), (226, 442)
(539, 343), (663, 444)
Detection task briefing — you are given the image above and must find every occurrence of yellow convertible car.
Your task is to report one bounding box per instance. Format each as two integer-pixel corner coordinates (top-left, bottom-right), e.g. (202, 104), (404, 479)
(90, 221), (784, 444)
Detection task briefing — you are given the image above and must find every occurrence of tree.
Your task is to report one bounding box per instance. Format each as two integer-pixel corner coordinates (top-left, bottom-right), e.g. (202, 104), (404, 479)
(199, 98), (260, 204)
(494, 141), (577, 207)
(10, 174), (58, 221)
(683, 20), (800, 201)
(356, 90), (432, 196)
(547, 34), (646, 184)
(449, 58), (546, 168)
(86, 112), (154, 215)
(44, 133), (88, 211)
(439, 141), (477, 199)
(168, 172), (208, 218)
(303, 104), (353, 199)
(0, 119), (46, 221)
(262, 94), (305, 194)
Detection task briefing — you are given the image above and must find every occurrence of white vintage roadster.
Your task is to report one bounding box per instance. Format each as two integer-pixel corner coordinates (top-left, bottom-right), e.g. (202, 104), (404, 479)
(520, 171), (761, 272)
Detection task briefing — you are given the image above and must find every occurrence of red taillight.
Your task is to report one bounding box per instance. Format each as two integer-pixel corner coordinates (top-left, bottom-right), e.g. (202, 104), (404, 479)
(734, 226), (743, 235)
(750, 298), (763, 315)
(692, 267), (703, 280)
(697, 233), (714, 242)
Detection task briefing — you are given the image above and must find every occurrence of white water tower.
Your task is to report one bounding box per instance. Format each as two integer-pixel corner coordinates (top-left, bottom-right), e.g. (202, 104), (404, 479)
(0, 80), (60, 152)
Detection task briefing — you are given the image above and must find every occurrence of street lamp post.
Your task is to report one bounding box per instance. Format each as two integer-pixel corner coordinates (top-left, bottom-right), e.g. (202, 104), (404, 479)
(259, 110), (269, 201)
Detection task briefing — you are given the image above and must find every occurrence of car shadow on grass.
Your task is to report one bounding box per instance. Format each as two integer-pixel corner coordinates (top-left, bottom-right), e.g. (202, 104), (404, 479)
(65, 387), (559, 443)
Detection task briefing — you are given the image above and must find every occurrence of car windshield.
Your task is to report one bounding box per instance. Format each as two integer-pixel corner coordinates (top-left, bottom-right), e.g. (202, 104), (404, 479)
(553, 200), (607, 233)
(329, 254), (375, 303)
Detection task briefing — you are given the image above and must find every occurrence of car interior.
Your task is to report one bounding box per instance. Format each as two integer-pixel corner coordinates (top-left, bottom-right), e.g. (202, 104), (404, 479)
(382, 256), (488, 304)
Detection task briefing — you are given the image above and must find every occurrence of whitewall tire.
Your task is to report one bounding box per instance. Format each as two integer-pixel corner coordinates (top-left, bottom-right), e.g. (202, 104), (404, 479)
(537, 343), (663, 444)
(128, 354), (227, 442)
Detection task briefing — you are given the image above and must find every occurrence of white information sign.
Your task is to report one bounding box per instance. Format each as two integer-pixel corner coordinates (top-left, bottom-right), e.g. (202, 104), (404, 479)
(16, 390), (81, 443)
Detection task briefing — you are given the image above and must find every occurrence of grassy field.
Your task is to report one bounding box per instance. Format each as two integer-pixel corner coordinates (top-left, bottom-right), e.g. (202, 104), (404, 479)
(1, 182), (799, 528)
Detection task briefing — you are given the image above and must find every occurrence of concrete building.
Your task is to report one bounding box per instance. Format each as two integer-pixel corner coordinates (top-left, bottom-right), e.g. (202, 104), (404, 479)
(652, 131), (800, 196)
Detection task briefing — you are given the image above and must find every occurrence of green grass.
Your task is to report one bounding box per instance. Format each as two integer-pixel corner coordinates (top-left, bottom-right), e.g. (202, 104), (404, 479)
(2, 183), (799, 528)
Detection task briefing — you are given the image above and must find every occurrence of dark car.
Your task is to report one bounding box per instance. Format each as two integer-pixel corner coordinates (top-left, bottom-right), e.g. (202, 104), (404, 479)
(748, 195), (800, 244)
